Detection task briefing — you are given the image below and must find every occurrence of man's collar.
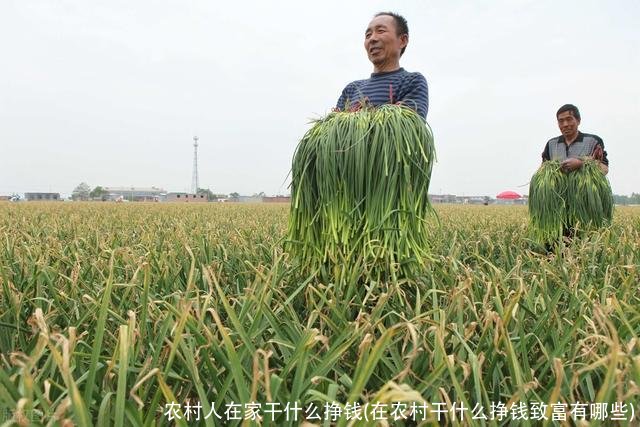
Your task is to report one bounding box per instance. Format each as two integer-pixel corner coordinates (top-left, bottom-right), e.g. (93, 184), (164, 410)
(558, 131), (584, 144)
(371, 67), (404, 78)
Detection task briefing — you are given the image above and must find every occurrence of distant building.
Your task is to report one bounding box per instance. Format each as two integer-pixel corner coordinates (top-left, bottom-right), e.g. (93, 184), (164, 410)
(429, 194), (495, 205)
(263, 196), (291, 203)
(0, 195), (10, 201)
(494, 199), (528, 205)
(25, 192), (61, 201)
(104, 187), (164, 202)
(237, 196), (264, 203)
(461, 196), (490, 205)
(165, 192), (208, 203)
(429, 194), (457, 204)
(513, 198), (528, 205)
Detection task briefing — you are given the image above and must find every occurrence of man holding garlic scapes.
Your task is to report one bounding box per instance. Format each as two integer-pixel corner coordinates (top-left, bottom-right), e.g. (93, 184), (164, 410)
(542, 104), (609, 175)
(336, 12), (429, 120)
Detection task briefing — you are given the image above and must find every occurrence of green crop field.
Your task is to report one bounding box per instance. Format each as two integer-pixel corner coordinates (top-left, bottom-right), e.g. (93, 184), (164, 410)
(0, 203), (639, 426)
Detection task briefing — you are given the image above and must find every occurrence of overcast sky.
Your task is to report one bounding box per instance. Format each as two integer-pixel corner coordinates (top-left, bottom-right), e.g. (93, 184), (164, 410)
(1, 0), (638, 197)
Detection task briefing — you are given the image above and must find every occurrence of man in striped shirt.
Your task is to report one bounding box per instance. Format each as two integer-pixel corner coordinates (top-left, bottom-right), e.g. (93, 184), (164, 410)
(336, 12), (429, 120)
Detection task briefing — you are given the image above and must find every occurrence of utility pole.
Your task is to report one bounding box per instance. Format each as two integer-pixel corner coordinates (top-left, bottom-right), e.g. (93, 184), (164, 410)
(191, 136), (199, 194)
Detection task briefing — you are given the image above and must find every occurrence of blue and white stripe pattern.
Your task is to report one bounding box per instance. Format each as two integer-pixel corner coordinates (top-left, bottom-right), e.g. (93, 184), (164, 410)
(336, 68), (429, 120)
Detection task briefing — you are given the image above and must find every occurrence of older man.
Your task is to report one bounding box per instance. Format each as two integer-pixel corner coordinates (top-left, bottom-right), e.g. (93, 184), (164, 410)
(542, 104), (609, 174)
(336, 12), (429, 120)
(541, 104), (610, 246)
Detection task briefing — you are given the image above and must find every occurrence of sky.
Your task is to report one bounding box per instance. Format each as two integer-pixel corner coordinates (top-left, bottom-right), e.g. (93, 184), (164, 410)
(1, 0), (639, 197)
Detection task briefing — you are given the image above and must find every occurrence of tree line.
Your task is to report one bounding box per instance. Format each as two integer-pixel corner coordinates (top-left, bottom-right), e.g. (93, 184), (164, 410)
(613, 193), (640, 205)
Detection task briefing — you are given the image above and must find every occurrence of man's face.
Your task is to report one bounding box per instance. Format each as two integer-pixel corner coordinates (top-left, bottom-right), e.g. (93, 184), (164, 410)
(364, 15), (407, 67)
(557, 111), (580, 138)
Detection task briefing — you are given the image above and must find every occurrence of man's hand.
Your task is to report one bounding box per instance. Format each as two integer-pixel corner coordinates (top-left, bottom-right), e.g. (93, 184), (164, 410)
(561, 157), (583, 173)
(591, 145), (609, 175)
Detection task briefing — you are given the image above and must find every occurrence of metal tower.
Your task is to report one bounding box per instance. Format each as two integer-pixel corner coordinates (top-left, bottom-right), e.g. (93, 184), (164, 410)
(191, 136), (199, 194)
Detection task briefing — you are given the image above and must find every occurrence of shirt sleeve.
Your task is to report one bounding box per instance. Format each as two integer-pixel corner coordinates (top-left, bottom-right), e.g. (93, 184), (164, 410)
(591, 138), (609, 166)
(398, 73), (429, 120)
(336, 83), (352, 111)
(542, 142), (550, 161)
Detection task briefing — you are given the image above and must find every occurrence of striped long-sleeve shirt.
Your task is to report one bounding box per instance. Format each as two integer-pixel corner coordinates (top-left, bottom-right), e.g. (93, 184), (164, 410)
(336, 68), (429, 120)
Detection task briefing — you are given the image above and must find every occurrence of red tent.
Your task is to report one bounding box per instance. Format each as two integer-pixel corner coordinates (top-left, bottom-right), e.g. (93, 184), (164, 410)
(496, 191), (521, 200)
